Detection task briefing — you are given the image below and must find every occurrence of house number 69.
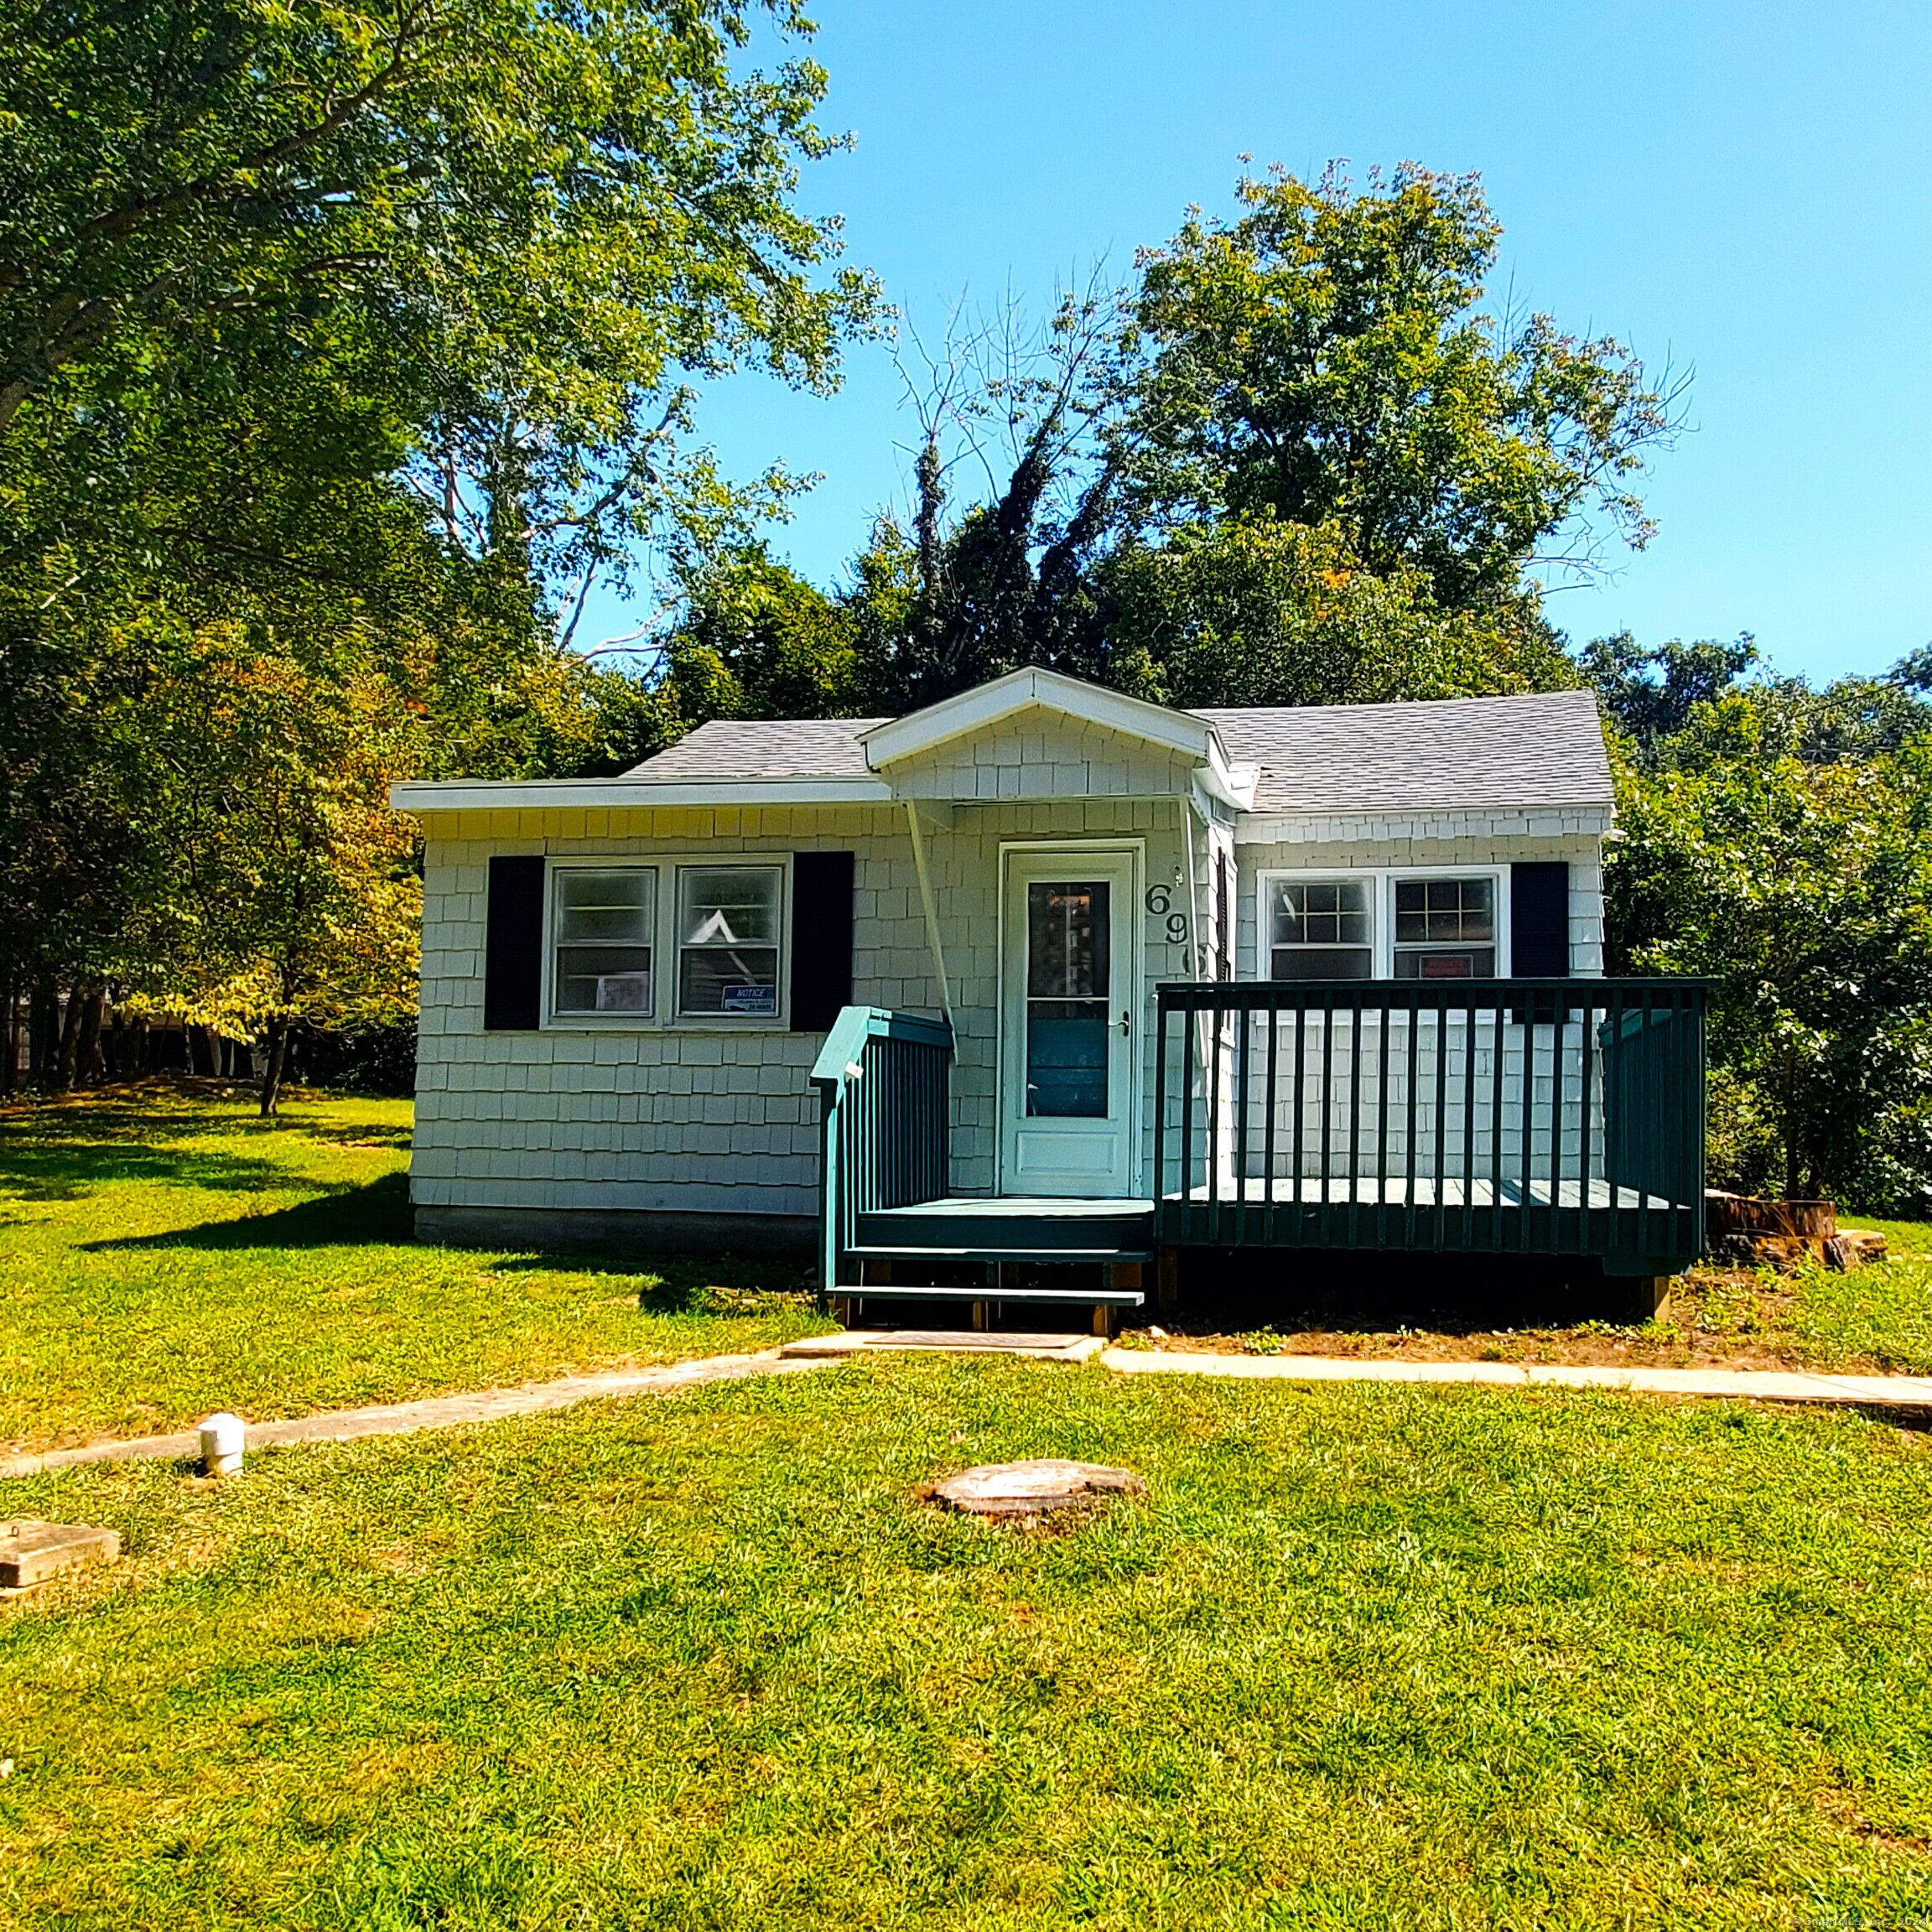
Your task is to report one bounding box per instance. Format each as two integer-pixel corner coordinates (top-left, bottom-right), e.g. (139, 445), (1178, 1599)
(1146, 885), (1187, 946)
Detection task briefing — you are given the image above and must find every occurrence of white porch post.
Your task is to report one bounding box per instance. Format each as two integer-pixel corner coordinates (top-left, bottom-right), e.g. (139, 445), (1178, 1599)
(904, 800), (957, 1034)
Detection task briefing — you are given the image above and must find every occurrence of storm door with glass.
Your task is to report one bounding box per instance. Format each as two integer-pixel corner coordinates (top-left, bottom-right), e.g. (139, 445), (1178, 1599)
(1000, 848), (1137, 1197)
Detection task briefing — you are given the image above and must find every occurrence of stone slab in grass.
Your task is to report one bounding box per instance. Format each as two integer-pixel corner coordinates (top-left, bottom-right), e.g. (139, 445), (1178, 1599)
(929, 1459), (1145, 1518)
(1, 1519), (120, 1591)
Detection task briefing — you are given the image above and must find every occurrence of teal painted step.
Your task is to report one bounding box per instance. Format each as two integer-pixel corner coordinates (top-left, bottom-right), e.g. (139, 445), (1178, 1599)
(854, 1196), (1155, 1261)
(841, 1283), (1146, 1306)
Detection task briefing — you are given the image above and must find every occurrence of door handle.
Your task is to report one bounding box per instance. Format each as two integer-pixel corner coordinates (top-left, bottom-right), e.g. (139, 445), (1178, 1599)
(1119, 1010), (1131, 1036)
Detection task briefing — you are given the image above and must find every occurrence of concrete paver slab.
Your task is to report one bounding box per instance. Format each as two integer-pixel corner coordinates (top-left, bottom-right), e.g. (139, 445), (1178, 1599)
(1101, 1348), (1932, 1405)
(0, 1349), (831, 1479)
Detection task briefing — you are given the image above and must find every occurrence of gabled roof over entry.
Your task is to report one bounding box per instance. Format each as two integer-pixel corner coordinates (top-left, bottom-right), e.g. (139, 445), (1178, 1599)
(855, 666), (1255, 808)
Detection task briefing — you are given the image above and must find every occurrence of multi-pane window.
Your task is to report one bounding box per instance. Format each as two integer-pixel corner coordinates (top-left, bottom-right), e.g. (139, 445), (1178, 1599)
(678, 865), (783, 1016)
(1268, 878), (1373, 979)
(553, 869), (656, 1014)
(1393, 876), (1495, 979)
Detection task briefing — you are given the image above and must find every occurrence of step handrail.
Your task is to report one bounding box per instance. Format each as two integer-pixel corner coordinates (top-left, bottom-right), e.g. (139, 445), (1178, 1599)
(811, 1005), (953, 1300)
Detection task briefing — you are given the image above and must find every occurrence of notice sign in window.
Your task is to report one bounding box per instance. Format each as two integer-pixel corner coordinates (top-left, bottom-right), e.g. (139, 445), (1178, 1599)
(678, 865), (783, 1017)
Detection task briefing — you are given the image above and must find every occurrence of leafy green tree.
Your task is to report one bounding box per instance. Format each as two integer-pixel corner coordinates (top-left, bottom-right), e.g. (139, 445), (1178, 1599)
(1124, 163), (1686, 613)
(1104, 519), (1573, 709)
(1602, 675), (1932, 1212)
(654, 551), (863, 725)
(812, 166), (1675, 715)
(0, 0), (873, 1078)
(125, 624), (423, 1114)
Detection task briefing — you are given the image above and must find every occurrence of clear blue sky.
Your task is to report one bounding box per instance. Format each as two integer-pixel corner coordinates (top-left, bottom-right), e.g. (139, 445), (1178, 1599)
(584, 0), (1931, 684)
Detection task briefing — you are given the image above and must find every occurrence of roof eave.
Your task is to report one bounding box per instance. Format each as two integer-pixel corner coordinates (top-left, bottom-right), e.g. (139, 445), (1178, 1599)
(389, 776), (896, 814)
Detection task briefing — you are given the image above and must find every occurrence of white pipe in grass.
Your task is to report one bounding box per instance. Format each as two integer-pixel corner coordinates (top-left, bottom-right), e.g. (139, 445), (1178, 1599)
(199, 1412), (244, 1477)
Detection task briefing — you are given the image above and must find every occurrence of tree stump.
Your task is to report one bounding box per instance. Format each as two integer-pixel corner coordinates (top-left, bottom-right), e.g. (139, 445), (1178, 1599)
(928, 1460), (1144, 1519)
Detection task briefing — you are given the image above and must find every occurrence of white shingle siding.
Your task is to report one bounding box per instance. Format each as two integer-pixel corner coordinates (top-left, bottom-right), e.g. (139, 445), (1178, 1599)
(414, 804), (930, 1222)
(405, 683), (1615, 1230)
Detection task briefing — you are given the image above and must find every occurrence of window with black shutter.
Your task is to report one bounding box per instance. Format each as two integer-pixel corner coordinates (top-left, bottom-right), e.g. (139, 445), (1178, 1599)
(789, 850), (854, 1031)
(1510, 862), (1571, 978)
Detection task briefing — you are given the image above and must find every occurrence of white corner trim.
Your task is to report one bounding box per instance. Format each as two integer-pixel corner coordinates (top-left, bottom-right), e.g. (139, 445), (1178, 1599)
(389, 776), (896, 813)
(858, 665), (1223, 771)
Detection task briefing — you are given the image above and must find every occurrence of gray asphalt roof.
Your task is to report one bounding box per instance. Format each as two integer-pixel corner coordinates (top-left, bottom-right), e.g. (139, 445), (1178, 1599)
(1193, 690), (1614, 813)
(622, 689), (1613, 813)
(625, 716), (888, 782)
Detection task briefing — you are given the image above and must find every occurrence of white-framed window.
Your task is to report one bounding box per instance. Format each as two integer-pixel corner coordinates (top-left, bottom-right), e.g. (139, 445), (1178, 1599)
(1393, 875), (1496, 979)
(1254, 867), (1507, 980)
(1266, 876), (1374, 979)
(552, 866), (657, 1015)
(677, 864), (784, 1018)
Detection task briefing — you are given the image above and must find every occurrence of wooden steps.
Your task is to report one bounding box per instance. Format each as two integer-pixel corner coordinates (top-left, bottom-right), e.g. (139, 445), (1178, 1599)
(854, 1195), (1155, 1264)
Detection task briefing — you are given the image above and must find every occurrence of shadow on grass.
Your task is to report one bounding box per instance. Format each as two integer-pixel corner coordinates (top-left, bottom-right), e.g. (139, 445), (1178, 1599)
(82, 1172), (415, 1251)
(0, 1087), (412, 1205)
(81, 1180), (816, 1316)
(0, 1143), (322, 1205)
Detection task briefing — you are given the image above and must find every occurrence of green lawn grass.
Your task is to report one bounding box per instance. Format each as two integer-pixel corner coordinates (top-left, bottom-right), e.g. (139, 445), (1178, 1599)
(1665, 1218), (1932, 1376)
(2, 1358), (1929, 1929)
(0, 1087), (831, 1453)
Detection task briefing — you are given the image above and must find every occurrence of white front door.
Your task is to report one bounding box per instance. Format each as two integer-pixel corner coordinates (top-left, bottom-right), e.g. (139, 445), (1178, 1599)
(1000, 848), (1138, 1197)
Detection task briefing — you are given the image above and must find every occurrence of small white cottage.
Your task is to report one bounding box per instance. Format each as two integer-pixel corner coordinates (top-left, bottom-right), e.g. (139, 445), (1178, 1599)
(393, 667), (1704, 1311)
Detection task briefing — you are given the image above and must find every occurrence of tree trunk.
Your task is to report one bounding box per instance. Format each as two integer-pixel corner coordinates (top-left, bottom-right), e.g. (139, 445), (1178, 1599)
(28, 978), (56, 1087)
(74, 988), (106, 1087)
(1, 972), (18, 1096)
(259, 1014), (290, 1117)
(189, 1024), (216, 1077)
(55, 987), (84, 1090)
(127, 1016), (148, 1076)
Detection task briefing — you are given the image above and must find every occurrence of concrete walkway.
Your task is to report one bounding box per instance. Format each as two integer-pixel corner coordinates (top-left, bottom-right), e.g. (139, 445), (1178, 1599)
(0, 1349), (831, 1478)
(1100, 1347), (1932, 1406)
(8, 1337), (1931, 1481)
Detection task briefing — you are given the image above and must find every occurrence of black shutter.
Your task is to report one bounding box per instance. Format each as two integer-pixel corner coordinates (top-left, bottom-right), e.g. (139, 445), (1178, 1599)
(483, 854), (546, 1030)
(1511, 861), (1571, 978)
(790, 850), (854, 1031)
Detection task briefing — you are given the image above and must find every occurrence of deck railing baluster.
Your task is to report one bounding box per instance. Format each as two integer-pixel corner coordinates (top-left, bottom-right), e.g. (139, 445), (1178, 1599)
(1291, 1005), (1306, 1239)
(1404, 987), (1420, 1247)
(1264, 1003), (1280, 1246)
(1234, 1005), (1251, 1244)
(1346, 991), (1363, 1244)
(1376, 1000), (1391, 1248)
(1462, 992), (1479, 1250)
(1154, 998), (1170, 1218)
(1432, 989), (1449, 1250)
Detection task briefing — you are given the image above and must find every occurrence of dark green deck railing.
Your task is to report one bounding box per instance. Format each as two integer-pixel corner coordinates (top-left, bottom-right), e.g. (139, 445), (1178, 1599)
(810, 1006), (953, 1297)
(1154, 979), (1707, 1274)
